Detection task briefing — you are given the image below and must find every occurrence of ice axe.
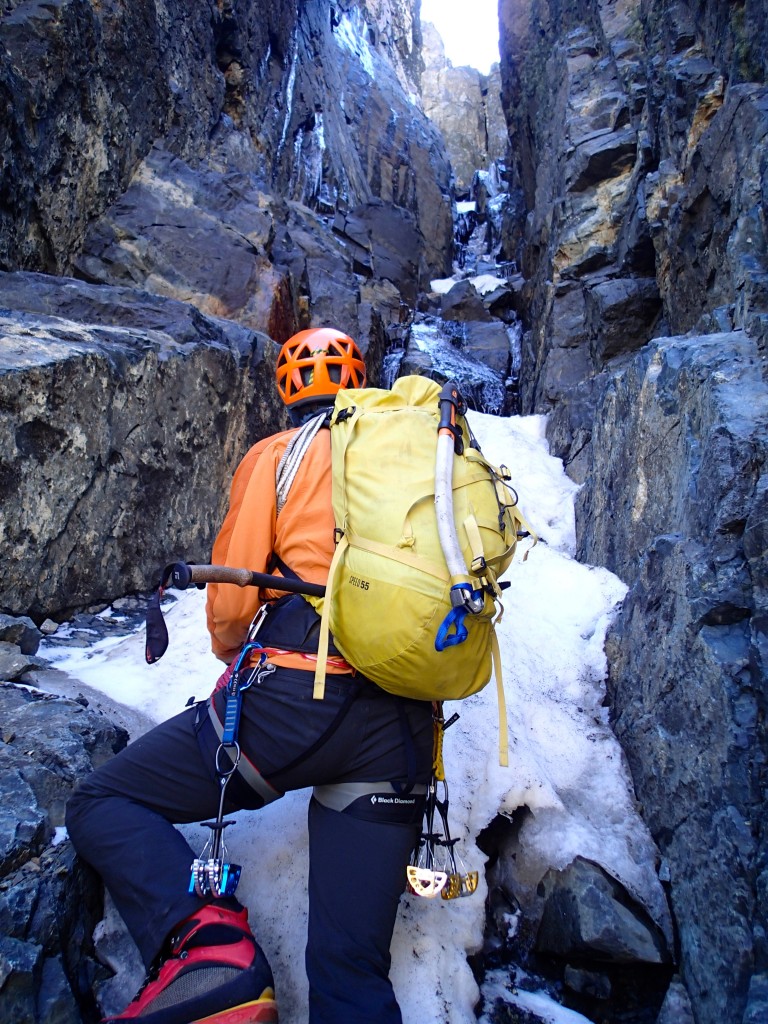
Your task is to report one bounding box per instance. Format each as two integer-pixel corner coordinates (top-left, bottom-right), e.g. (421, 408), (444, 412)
(145, 561), (326, 664)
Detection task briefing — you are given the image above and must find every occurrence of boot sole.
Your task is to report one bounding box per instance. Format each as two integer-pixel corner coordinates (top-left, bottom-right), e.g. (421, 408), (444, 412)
(192, 990), (278, 1024)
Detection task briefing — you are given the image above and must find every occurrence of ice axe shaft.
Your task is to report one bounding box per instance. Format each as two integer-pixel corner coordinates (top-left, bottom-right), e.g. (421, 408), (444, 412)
(166, 562), (326, 598)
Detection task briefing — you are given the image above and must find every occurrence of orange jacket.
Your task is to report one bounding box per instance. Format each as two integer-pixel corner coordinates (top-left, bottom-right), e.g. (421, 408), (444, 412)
(206, 426), (337, 665)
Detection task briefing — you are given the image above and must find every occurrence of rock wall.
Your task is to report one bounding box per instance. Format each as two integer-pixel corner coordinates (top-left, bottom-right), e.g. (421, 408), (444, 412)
(0, 0), (453, 620)
(499, 0), (767, 411)
(0, 682), (130, 1023)
(420, 22), (506, 192)
(0, 271), (281, 619)
(0, 0), (452, 282)
(587, 332), (767, 1024)
(498, 1), (768, 1020)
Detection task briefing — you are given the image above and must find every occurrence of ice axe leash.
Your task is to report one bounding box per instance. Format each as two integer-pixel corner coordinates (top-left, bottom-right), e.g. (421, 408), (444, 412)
(407, 703), (479, 901)
(144, 561), (326, 664)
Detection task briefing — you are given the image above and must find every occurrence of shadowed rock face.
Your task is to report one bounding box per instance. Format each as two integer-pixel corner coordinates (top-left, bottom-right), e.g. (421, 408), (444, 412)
(0, 0), (453, 619)
(0, 683), (129, 1024)
(579, 331), (768, 1024)
(0, 0), (452, 284)
(498, 1), (768, 1020)
(498, 0), (768, 414)
(0, 271), (280, 619)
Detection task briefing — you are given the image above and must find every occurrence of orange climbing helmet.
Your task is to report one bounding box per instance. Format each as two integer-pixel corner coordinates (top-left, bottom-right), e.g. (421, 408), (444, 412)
(276, 327), (367, 411)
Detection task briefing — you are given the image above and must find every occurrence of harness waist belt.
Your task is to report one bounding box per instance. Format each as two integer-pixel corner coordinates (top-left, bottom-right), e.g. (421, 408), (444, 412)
(314, 781), (427, 813)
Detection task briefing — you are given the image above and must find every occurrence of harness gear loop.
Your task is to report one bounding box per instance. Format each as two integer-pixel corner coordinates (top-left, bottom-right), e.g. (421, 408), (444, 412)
(408, 707), (477, 900)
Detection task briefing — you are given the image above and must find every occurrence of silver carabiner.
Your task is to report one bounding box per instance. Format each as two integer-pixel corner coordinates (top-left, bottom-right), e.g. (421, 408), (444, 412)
(246, 604), (270, 643)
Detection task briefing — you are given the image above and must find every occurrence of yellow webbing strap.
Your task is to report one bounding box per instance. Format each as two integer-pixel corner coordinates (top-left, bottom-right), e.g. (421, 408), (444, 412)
(346, 532), (453, 583)
(313, 533), (349, 700)
(492, 630), (509, 767)
(463, 513), (484, 565)
(433, 706), (446, 782)
(463, 513), (493, 589)
(512, 504), (538, 560)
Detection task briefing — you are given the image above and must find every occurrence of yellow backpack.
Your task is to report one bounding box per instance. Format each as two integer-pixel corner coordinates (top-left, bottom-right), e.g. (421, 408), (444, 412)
(308, 376), (534, 765)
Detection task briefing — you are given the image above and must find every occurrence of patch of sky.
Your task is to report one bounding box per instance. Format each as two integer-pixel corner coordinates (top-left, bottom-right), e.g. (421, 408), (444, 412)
(420, 0), (500, 74)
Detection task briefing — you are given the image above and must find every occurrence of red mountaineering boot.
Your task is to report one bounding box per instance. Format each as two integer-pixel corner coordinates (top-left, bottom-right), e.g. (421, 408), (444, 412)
(103, 903), (277, 1024)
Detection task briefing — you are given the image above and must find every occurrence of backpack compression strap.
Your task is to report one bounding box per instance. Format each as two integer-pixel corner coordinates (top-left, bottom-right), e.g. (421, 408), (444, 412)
(313, 531), (348, 700)
(491, 630), (508, 767)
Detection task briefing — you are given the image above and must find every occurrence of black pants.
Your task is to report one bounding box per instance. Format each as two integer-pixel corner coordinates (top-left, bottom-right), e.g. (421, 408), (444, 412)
(66, 601), (433, 1024)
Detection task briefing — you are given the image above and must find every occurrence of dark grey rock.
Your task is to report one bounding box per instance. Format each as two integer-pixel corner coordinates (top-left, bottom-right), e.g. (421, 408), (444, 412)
(585, 277), (662, 364)
(0, 614), (42, 655)
(0, 0), (452, 283)
(0, 762), (47, 877)
(536, 857), (668, 963)
(0, 642), (42, 684)
(462, 321), (514, 376)
(545, 374), (606, 485)
(91, 896), (145, 1021)
(0, 684), (128, 841)
(0, 271), (275, 621)
(0, 842), (105, 1024)
(655, 976), (695, 1024)
(0, 934), (43, 1023)
(566, 126), (639, 193)
(440, 279), (493, 323)
(575, 331), (767, 1024)
(37, 956), (81, 1024)
(563, 965), (612, 1000)
(0, 684), (127, 1023)
(332, 201), (423, 305)
(742, 974), (768, 1024)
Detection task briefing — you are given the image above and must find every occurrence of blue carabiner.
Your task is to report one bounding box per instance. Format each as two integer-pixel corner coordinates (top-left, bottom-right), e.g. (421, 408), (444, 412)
(222, 643), (266, 744)
(435, 605), (470, 650)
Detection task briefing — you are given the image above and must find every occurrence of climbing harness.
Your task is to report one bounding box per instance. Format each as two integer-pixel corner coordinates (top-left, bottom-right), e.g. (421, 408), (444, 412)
(407, 704), (479, 901)
(189, 610), (274, 898)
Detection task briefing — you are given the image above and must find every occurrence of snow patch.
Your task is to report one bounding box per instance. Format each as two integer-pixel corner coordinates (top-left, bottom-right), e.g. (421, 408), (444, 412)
(470, 273), (506, 295)
(429, 276), (461, 294)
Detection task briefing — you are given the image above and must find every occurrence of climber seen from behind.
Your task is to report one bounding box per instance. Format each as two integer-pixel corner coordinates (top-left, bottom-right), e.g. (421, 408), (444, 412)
(66, 327), (434, 1024)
